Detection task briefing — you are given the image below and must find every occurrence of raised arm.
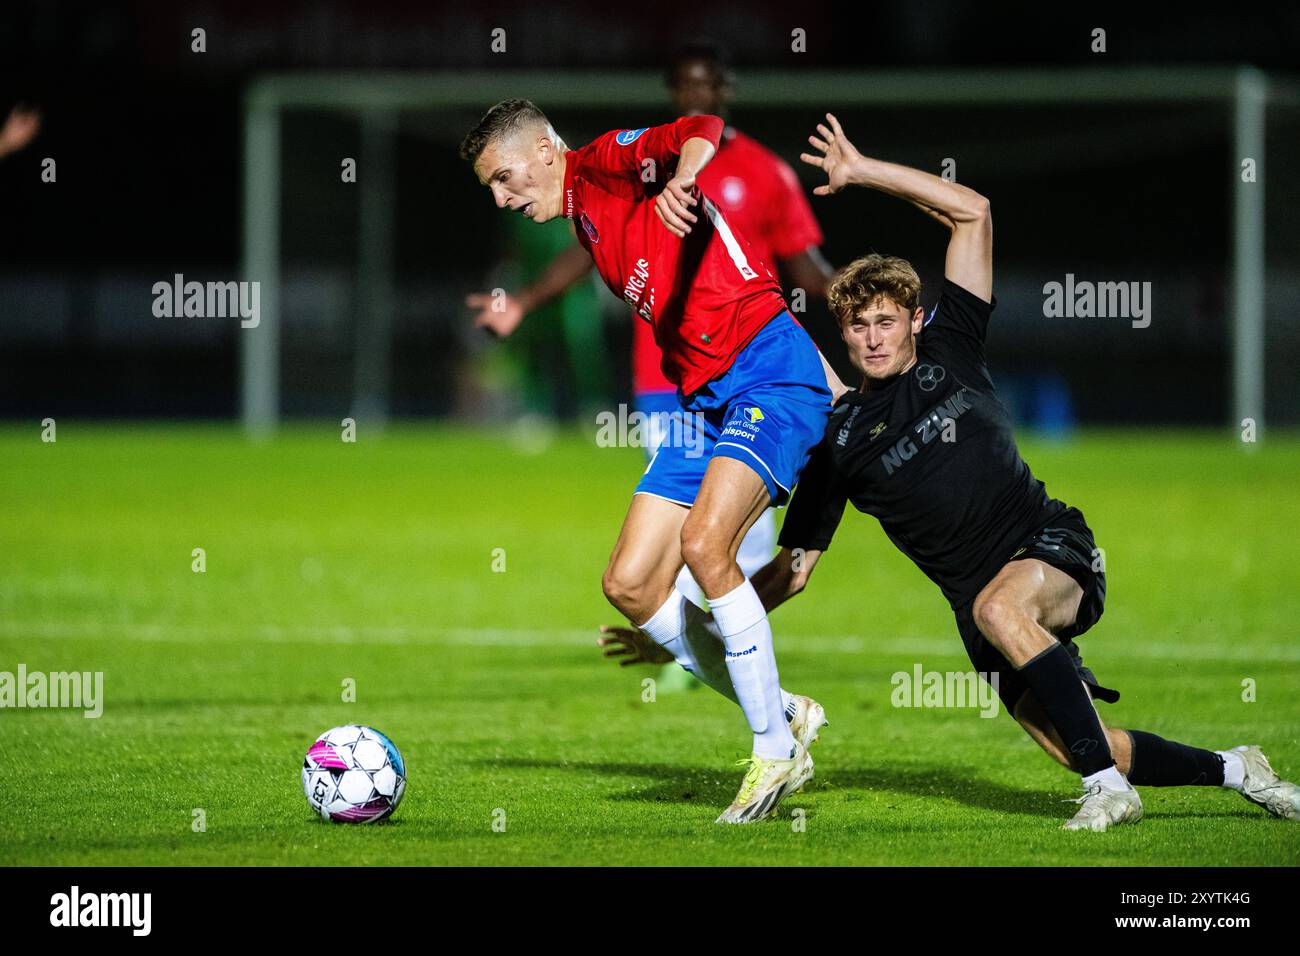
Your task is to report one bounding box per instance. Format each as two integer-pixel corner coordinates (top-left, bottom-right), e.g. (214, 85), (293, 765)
(801, 112), (992, 303)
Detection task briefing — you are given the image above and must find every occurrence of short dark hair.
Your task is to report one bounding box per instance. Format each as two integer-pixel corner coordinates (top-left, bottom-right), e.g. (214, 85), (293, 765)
(458, 99), (551, 165)
(664, 41), (734, 88)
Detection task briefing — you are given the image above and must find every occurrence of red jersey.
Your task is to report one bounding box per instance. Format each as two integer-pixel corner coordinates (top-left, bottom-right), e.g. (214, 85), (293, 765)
(632, 125), (825, 394)
(564, 115), (789, 397)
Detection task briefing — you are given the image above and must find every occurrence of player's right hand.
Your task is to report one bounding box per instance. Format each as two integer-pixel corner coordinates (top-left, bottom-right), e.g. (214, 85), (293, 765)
(597, 625), (675, 666)
(465, 291), (525, 338)
(800, 112), (864, 196)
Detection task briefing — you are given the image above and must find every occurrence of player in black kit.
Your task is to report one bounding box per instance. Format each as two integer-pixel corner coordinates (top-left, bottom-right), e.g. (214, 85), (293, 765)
(770, 113), (1299, 830)
(598, 113), (1300, 831)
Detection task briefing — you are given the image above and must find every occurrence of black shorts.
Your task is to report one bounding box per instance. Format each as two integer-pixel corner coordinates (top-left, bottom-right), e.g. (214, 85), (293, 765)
(954, 507), (1118, 714)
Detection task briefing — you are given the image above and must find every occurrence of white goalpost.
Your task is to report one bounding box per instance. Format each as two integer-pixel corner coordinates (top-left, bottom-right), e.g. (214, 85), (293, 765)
(240, 66), (1284, 437)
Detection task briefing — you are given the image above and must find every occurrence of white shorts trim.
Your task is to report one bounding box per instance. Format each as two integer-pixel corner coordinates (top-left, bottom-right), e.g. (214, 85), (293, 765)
(632, 490), (694, 508)
(713, 441), (790, 499)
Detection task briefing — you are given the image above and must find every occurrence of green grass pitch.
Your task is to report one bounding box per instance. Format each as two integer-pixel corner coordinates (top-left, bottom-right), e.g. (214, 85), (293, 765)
(1, 423), (1298, 866)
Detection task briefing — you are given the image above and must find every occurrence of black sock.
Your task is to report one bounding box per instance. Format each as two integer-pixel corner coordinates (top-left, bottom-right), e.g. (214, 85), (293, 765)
(1018, 643), (1114, 776)
(1127, 730), (1225, 786)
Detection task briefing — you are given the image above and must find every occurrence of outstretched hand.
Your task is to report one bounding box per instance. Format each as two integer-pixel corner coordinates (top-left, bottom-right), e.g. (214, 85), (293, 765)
(465, 290), (525, 338)
(800, 112), (864, 197)
(596, 624), (674, 667)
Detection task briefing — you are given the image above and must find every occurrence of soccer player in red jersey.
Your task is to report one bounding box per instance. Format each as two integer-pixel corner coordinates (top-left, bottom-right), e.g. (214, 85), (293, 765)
(466, 43), (833, 627)
(461, 100), (841, 822)
(632, 45), (832, 607)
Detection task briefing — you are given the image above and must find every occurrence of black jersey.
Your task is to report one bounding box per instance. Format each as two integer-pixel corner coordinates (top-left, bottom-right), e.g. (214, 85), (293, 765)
(778, 279), (1068, 608)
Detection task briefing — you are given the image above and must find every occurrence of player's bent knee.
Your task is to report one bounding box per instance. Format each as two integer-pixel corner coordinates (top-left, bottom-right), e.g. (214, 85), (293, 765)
(973, 592), (1023, 646)
(678, 520), (728, 584)
(601, 562), (647, 620)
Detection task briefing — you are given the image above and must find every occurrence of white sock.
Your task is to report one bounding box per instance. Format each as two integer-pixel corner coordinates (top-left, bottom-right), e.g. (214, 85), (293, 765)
(736, 509), (777, 579)
(1217, 750), (1246, 791)
(709, 578), (796, 759)
(673, 564), (707, 611)
(1082, 765), (1132, 791)
(679, 599), (796, 718)
(638, 589), (696, 672)
(676, 512), (773, 614)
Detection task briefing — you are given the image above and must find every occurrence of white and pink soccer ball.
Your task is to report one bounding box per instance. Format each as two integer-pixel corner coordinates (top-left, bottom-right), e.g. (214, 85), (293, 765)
(302, 725), (406, 823)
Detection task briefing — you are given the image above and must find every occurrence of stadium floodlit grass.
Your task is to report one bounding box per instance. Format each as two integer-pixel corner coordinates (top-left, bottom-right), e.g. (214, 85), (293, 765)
(1, 423), (1298, 866)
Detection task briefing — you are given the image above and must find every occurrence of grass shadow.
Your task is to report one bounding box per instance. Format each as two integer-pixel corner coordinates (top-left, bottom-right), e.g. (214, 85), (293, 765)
(481, 757), (1066, 818)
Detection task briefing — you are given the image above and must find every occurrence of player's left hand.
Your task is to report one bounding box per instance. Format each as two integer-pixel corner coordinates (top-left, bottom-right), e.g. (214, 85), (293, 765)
(597, 625), (674, 666)
(654, 175), (699, 238)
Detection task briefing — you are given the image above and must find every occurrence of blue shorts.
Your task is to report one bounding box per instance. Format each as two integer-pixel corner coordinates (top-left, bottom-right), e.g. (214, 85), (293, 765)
(634, 312), (832, 507)
(633, 390), (682, 464)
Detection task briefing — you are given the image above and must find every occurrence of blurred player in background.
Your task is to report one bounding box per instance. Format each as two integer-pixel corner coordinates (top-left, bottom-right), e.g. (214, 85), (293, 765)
(467, 45), (833, 637)
(461, 98), (840, 823)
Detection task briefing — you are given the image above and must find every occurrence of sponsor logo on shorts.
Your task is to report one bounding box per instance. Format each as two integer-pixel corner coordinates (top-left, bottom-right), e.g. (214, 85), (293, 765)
(726, 645), (759, 658)
(721, 406), (767, 444)
(1037, 530), (1066, 551)
(580, 212), (599, 243)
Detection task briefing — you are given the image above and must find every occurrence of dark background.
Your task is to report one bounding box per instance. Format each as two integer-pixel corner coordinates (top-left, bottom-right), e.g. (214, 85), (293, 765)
(1, 1), (1296, 423)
